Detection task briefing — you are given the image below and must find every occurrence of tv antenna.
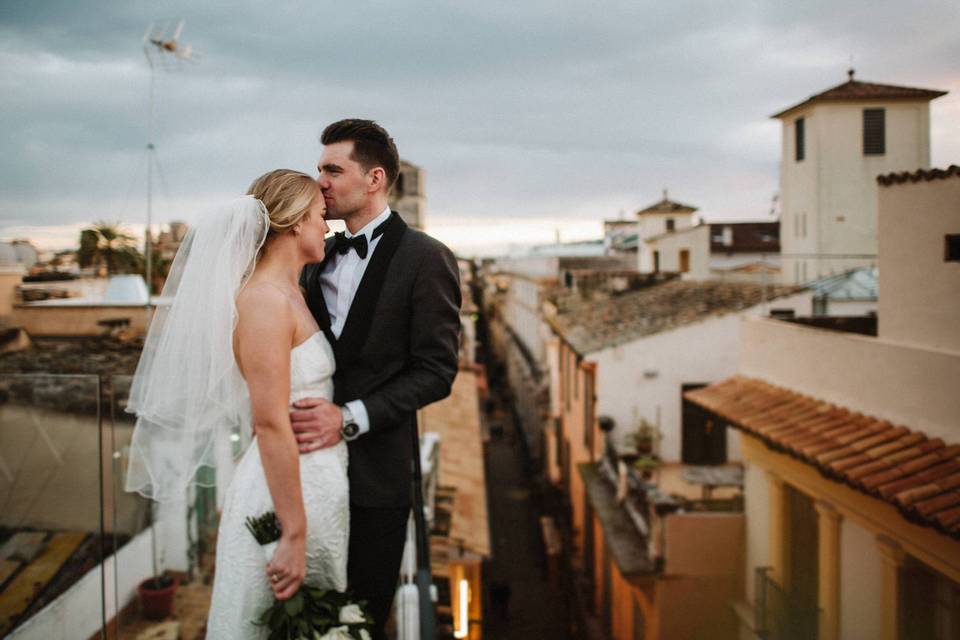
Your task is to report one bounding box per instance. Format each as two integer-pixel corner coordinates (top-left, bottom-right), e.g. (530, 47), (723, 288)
(140, 19), (197, 311)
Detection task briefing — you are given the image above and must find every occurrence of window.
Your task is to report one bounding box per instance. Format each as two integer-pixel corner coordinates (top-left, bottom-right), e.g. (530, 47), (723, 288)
(574, 356), (580, 400)
(801, 212), (807, 238)
(863, 108), (885, 155)
(900, 557), (960, 640)
(583, 372), (593, 451)
(945, 234), (960, 262)
(666, 218), (675, 232)
(795, 117), (805, 161)
(681, 383), (726, 465)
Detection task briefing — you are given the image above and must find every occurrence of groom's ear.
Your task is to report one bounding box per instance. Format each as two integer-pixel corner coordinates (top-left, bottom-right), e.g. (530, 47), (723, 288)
(367, 166), (388, 193)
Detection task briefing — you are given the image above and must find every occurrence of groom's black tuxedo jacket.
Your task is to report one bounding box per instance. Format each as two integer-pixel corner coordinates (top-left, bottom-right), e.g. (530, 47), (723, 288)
(300, 212), (461, 508)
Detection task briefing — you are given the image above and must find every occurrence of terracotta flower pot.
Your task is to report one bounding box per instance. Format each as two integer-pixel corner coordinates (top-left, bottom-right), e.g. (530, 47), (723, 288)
(138, 576), (178, 620)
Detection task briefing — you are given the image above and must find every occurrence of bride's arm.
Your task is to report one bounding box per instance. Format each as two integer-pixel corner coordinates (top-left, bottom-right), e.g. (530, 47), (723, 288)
(235, 286), (305, 600)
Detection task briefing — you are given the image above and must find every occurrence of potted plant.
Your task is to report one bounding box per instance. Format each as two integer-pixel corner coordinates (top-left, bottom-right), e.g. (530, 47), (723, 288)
(634, 455), (660, 481)
(137, 502), (178, 620)
(632, 418), (660, 455)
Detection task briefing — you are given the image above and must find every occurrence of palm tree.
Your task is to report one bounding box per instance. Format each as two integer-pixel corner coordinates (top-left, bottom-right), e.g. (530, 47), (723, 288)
(76, 221), (143, 275)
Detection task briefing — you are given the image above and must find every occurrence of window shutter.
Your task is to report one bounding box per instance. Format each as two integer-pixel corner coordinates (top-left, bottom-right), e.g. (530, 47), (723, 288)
(795, 117), (805, 162)
(863, 108), (885, 155)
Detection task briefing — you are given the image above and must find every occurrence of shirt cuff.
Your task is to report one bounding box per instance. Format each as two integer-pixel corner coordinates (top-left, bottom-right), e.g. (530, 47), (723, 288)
(345, 399), (370, 435)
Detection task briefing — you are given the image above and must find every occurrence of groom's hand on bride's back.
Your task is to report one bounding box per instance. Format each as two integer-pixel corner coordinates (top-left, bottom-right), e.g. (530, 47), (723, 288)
(289, 397), (343, 453)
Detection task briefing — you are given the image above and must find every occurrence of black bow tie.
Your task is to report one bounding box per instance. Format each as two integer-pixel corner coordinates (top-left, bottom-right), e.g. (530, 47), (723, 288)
(334, 232), (368, 259)
(332, 217), (391, 260)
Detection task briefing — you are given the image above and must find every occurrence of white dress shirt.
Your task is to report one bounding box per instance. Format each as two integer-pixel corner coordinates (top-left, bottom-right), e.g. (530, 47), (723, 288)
(318, 206), (392, 435)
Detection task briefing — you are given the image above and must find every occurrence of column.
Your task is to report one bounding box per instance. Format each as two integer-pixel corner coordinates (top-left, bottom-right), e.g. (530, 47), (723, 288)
(815, 501), (843, 640)
(876, 535), (905, 640)
(766, 471), (788, 587)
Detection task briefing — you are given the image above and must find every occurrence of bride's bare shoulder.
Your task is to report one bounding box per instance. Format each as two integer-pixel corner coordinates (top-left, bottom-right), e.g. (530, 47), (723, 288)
(235, 280), (295, 335)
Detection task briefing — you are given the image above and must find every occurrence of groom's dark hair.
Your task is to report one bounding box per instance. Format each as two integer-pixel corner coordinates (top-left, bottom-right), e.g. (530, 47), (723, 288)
(321, 119), (400, 191)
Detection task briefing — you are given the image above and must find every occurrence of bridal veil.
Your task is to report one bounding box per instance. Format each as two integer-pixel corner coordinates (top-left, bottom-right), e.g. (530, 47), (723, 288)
(125, 195), (269, 502)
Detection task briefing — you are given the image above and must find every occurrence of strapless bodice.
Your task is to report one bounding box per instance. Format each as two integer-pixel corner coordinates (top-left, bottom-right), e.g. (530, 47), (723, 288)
(289, 331), (335, 404)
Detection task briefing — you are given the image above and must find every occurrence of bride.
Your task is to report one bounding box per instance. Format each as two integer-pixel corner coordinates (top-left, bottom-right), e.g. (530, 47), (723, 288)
(125, 169), (347, 638)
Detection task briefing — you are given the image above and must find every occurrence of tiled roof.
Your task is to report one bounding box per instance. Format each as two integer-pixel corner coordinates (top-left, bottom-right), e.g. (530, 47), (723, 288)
(772, 77), (947, 119)
(637, 195), (698, 216)
(684, 376), (960, 540)
(877, 165), (960, 186)
(419, 369), (491, 557)
(548, 280), (803, 355)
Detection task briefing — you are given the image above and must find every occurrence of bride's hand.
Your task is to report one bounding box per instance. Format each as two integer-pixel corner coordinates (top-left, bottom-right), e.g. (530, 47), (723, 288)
(265, 533), (306, 600)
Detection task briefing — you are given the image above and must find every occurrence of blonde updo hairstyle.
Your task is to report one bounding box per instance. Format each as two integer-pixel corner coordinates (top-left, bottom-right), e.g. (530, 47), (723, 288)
(246, 169), (318, 258)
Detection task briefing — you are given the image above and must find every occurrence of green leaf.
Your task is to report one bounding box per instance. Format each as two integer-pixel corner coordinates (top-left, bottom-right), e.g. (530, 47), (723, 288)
(284, 591), (304, 617)
(269, 603), (287, 629)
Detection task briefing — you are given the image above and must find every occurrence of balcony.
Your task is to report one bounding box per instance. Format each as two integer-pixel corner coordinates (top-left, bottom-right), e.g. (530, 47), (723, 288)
(754, 567), (819, 640)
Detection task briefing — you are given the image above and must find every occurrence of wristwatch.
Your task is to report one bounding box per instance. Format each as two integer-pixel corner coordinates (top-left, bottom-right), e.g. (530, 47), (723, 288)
(340, 405), (361, 442)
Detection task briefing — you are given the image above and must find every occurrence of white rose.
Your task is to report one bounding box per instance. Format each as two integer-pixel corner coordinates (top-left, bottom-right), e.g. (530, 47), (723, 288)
(360, 630), (372, 640)
(317, 626), (352, 640)
(338, 604), (366, 624)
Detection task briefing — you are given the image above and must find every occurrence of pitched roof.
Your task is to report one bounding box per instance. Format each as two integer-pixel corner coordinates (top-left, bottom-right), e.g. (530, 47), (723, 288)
(772, 73), (948, 119)
(548, 279), (803, 354)
(636, 191), (698, 216)
(684, 376), (960, 540)
(419, 369), (490, 557)
(877, 165), (960, 186)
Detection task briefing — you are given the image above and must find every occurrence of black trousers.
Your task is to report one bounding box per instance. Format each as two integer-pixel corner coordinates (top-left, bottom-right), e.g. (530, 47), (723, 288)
(348, 503), (411, 640)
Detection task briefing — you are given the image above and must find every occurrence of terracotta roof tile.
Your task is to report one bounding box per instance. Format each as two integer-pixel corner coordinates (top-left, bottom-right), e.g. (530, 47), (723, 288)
(419, 371), (491, 557)
(772, 77), (947, 119)
(684, 376), (960, 539)
(549, 280), (804, 355)
(636, 195), (698, 215)
(935, 507), (960, 530)
(877, 165), (960, 186)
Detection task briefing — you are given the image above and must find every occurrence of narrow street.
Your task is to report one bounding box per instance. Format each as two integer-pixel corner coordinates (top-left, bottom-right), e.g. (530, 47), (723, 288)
(481, 388), (570, 639)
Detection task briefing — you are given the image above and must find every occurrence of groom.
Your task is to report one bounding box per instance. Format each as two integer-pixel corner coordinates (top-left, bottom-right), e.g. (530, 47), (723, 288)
(293, 119), (461, 639)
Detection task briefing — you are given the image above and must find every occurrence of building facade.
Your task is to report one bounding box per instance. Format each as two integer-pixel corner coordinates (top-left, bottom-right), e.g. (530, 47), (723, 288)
(685, 167), (960, 640)
(773, 71), (947, 284)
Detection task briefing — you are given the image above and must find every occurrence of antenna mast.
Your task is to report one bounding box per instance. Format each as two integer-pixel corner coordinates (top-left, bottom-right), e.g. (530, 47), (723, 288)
(141, 19), (196, 315)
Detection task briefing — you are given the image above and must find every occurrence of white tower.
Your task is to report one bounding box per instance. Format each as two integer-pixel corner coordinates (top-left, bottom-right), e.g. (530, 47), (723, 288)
(635, 190), (697, 273)
(772, 70), (947, 284)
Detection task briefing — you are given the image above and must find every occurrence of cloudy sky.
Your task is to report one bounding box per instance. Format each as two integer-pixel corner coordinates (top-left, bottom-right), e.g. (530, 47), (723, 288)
(2, 1), (958, 255)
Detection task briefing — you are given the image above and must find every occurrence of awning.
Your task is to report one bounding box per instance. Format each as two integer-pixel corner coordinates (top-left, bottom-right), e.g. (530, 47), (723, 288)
(684, 376), (960, 540)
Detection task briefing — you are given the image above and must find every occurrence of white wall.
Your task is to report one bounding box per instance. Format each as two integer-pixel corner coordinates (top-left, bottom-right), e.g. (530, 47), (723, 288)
(10, 528), (154, 640)
(504, 276), (546, 364)
(637, 212), (696, 272)
(779, 100), (933, 284)
(839, 518), (884, 640)
(742, 461), (770, 605)
(878, 175), (960, 352)
(741, 317), (960, 445)
(646, 225), (711, 279)
(591, 292), (811, 461)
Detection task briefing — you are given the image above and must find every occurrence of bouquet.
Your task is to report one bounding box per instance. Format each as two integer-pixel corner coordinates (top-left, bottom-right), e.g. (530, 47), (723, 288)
(245, 512), (374, 640)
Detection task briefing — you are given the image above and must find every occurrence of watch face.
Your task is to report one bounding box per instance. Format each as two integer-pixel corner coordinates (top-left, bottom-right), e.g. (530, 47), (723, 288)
(343, 422), (360, 437)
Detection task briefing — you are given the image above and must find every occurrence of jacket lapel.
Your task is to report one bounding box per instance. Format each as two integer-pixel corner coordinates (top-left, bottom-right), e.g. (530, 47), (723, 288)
(302, 236), (338, 345)
(334, 211), (407, 362)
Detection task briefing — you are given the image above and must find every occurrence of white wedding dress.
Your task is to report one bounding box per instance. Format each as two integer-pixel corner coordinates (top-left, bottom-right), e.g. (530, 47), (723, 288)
(206, 331), (349, 639)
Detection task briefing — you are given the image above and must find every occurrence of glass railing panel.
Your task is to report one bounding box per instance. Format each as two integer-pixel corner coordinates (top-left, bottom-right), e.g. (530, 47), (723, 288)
(0, 373), (104, 638)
